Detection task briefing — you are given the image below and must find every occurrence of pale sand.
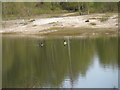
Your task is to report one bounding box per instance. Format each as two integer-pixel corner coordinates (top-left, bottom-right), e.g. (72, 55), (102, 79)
(1, 13), (118, 34)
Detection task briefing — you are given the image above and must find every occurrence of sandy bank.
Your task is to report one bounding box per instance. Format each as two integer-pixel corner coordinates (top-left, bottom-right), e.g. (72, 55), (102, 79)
(1, 13), (118, 35)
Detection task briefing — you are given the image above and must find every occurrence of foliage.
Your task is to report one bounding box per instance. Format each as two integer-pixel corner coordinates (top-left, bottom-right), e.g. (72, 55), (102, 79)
(2, 2), (118, 20)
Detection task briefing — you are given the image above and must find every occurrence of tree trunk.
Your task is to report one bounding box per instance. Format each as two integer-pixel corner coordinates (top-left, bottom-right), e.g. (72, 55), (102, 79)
(78, 2), (81, 15)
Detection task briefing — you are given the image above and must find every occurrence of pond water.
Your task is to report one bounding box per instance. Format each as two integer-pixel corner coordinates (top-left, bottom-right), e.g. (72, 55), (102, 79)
(2, 35), (119, 88)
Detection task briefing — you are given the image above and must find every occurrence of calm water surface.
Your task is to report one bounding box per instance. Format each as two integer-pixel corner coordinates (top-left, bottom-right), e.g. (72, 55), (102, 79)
(2, 35), (118, 88)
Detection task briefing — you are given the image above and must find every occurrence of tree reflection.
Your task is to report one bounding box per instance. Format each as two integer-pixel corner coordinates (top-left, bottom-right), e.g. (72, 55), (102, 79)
(96, 37), (118, 68)
(2, 36), (118, 88)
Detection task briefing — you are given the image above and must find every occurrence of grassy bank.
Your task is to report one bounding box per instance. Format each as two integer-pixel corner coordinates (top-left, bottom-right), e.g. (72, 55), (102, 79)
(37, 28), (118, 37)
(2, 28), (117, 37)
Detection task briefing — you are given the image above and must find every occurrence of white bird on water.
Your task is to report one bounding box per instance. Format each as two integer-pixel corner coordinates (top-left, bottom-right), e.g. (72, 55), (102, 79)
(64, 40), (67, 45)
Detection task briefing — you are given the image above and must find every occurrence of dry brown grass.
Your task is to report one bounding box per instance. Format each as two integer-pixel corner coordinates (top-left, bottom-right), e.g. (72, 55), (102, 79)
(90, 22), (96, 25)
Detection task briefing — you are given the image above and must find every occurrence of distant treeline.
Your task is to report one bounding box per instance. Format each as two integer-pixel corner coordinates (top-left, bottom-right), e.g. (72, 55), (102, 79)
(2, 2), (118, 18)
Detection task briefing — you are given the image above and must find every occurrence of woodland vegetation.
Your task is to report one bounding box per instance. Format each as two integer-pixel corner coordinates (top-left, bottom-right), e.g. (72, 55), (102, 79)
(2, 2), (118, 20)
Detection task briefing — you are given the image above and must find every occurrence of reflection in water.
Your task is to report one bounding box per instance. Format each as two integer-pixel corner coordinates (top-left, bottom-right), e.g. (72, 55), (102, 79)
(2, 36), (118, 88)
(96, 38), (118, 69)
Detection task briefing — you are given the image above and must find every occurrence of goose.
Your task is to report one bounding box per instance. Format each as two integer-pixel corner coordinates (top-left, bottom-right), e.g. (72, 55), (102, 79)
(64, 40), (67, 46)
(39, 43), (44, 47)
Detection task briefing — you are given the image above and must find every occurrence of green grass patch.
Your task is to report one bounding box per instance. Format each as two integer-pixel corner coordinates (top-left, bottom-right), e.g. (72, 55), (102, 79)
(65, 12), (80, 16)
(48, 27), (64, 30)
(2, 32), (18, 34)
(42, 28), (117, 37)
(99, 14), (111, 22)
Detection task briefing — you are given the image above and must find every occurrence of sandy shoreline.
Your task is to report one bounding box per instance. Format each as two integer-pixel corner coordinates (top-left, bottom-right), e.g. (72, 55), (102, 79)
(1, 13), (118, 35)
